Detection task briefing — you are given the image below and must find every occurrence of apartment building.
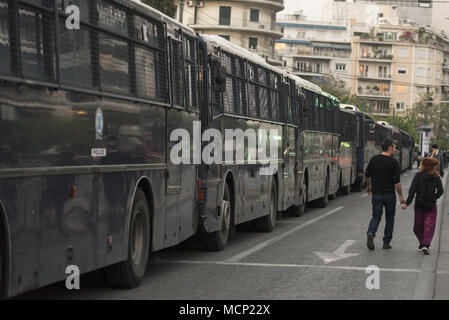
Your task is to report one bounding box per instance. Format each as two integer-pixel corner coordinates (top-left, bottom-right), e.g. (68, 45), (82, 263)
(275, 12), (352, 87)
(351, 22), (449, 116)
(277, 1), (449, 117)
(176, 0), (284, 65)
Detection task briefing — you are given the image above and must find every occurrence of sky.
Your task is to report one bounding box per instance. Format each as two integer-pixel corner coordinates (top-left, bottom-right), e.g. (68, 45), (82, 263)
(282, 0), (330, 20)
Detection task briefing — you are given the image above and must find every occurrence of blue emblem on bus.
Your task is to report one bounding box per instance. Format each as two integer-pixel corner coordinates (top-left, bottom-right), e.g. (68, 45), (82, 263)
(96, 108), (104, 140)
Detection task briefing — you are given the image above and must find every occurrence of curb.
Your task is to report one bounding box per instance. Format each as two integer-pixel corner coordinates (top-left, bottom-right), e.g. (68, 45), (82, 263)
(434, 175), (449, 300)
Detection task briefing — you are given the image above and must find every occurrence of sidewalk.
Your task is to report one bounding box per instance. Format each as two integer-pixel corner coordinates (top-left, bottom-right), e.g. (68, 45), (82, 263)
(434, 173), (449, 300)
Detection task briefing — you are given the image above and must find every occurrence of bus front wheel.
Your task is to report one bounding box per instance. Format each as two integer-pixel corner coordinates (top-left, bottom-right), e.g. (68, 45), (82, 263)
(203, 182), (232, 251)
(104, 188), (150, 288)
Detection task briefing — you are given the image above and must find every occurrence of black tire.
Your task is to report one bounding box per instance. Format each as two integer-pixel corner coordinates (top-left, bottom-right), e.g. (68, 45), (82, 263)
(352, 180), (362, 192)
(257, 181), (277, 232)
(203, 182), (232, 251)
(104, 189), (150, 288)
(289, 204), (302, 217)
(341, 184), (350, 195)
(0, 208), (7, 299)
(316, 174), (329, 208)
(293, 180), (307, 217)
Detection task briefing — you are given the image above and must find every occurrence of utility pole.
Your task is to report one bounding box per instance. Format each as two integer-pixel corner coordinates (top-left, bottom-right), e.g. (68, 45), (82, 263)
(179, 0), (184, 23)
(425, 86), (432, 126)
(392, 105), (395, 126)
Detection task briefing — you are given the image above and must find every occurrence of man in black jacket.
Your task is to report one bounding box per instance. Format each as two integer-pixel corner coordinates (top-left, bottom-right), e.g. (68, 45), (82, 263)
(365, 139), (406, 250)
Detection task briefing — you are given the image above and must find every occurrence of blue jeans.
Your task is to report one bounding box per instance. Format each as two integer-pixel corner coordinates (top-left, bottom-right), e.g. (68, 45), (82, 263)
(367, 194), (396, 244)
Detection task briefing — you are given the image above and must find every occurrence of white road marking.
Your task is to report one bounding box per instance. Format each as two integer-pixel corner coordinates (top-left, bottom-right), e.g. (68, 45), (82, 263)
(160, 259), (422, 274)
(360, 193), (369, 198)
(437, 271), (449, 275)
(224, 206), (344, 263)
(315, 240), (360, 264)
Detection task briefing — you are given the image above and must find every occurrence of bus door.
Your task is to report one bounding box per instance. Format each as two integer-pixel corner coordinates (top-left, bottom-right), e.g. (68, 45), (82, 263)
(164, 37), (184, 247)
(281, 124), (295, 209)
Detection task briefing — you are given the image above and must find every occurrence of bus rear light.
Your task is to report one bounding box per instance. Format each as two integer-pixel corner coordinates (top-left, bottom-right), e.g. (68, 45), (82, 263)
(197, 179), (205, 201)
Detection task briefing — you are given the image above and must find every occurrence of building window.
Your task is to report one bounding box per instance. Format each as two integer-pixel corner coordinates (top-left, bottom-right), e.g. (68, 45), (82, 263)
(398, 67), (407, 75)
(378, 66), (388, 78)
(418, 49), (426, 59)
(436, 71), (441, 80)
(436, 52), (441, 62)
(397, 85), (406, 92)
(219, 6), (231, 25)
(360, 65), (369, 77)
(297, 61), (308, 71)
(249, 37), (258, 50)
(336, 64), (346, 71)
(397, 47), (409, 57)
(219, 35), (230, 41)
(250, 8), (259, 22)
(313, 63), (322, 74)
(417, 67), (426, 77)
(297, 31), (306, 39)
(396, 102), (406, 110)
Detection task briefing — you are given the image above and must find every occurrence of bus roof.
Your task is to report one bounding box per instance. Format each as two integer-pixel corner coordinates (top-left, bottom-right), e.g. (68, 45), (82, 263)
(200, 35), (340, 105)
(130, 0), (196, 37)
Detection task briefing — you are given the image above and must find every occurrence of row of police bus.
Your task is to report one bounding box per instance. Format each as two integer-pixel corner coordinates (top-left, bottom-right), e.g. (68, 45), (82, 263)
(0, 0), (414, 297)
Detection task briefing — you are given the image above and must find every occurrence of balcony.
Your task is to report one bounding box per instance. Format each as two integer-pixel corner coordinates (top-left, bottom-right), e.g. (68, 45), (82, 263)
(371, 109), (391, 116)
(443, 63), (449, 71)
(359, 54), (393, 62)
(357, 86), (391, 99)
(193, 24), (284, 38)
(294, 66), (325, 77)
(358, 74), (392, 82)
(221, 0), (285, 11)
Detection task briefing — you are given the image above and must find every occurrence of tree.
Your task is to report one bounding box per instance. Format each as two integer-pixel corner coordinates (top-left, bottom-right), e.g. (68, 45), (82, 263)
(309, 76), (368, 112)
(409, 92), (449, 150)
(141, 0), (177, 18)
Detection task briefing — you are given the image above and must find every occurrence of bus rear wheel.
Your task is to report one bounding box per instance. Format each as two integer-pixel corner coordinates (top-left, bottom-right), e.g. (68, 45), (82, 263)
(104, 188), (150, 289)
(203, 182), (232, 251)
(341, 184), (350, 195)
(316, 175), (329, 208)
(257, 181), (277, 232)
(0, 223), (5, 299)
(291, 181), (306, 217)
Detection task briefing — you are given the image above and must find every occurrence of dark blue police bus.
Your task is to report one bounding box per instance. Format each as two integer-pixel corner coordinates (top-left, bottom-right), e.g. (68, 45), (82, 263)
(0, 0), (415, 298)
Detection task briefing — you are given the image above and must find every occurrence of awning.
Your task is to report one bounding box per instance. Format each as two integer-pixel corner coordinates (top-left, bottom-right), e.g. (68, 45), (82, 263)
(312, 42), (332, 48)
(333, 44), (351, 50)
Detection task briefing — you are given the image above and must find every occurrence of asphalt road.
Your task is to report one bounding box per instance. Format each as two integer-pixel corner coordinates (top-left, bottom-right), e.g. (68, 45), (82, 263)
(16, 168), (448, 300)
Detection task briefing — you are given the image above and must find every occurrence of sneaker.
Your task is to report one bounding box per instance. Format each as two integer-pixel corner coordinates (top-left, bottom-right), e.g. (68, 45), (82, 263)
(418, 245), (424, 252)
(383, 243), (392, 249)
(367, 233), (375, 251)
(422, 247), (430, 255)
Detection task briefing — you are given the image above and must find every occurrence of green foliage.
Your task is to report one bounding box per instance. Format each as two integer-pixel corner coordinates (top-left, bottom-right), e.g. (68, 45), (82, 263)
(310, 76), (368, 113)
(409, 92), (449, 149)
(141, 0), (177, 17)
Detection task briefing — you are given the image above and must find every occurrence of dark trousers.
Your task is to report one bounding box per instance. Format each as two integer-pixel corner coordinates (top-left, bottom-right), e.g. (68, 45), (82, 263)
(367, 194), (396, 244)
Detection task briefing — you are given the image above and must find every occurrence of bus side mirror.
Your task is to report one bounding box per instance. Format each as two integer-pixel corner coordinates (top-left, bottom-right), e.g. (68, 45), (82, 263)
(302, 104), (310, 115)
(213, 62), (227, 93)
